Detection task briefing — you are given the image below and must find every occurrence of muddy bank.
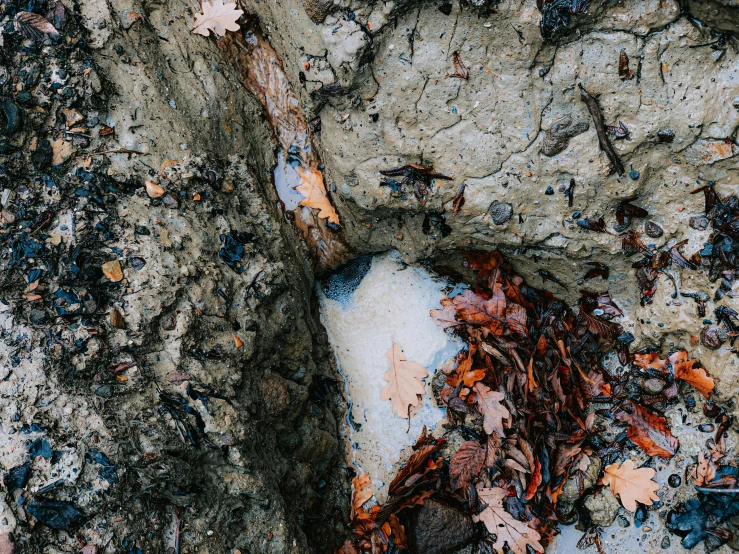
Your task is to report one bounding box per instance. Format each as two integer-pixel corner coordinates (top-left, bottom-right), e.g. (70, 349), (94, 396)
(0, 1), (349, 552)
(0, 0), (738, 553)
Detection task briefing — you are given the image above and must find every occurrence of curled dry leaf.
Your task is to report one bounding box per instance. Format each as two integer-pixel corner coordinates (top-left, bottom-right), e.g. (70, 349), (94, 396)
(602, 460), (659, 512)
(192, 0), (243, 37)
(14, 12), (60, 40)
(616, 401), (678, 458)
(670, 350), (714, 398)
(473, 382), (509, 438)
(449, 441), (485, 491)
(295, 167), (341, 224)
(473, 488), (543, 554)
(449, 51), (469, 79)
(351, 474), (373, 518)
(381, 344), (428, 418)
(618, 50), (635, 80)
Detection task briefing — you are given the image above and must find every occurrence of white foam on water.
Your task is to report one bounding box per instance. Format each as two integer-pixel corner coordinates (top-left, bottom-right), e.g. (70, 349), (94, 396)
(318, 251), (461, 501)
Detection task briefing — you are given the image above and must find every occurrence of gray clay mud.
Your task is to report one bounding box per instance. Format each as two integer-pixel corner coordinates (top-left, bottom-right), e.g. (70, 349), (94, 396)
(0, 0), (739, 553)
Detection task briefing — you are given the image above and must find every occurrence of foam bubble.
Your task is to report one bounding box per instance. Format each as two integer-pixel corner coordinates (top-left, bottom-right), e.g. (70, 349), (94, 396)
(318, 251), (461, 501)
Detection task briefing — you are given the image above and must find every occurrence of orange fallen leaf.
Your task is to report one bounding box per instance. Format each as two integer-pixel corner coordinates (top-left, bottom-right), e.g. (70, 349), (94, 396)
(102, 260), (123, 282)
(602, 459), (660, 512)
(295, 167), (340, 224)
(381, 343), (428, 418)
(473, 487), (543, 554)
(234, 335), (244, 348)
(351, 473), (373, 518)
(669, 350), (714, 398)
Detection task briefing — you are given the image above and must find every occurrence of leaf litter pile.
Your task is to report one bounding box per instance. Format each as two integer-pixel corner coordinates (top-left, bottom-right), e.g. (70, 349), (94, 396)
(338, 251), (739, 554)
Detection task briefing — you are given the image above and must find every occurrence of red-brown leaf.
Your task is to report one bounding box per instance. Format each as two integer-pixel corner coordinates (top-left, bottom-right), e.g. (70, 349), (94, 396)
(616, 401), (678, 458)
(450, 441), (486, 490)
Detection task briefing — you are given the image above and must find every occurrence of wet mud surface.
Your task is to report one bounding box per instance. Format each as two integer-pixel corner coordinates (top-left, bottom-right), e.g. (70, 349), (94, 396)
(0, 0), (738, 553)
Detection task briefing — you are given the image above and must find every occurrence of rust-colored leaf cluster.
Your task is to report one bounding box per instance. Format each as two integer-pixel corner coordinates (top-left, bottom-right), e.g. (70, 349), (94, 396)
(342, 252), (714, 553)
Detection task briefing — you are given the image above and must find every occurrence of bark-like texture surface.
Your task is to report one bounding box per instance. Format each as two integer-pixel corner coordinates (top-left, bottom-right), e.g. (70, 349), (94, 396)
(0, 1), (347, 552)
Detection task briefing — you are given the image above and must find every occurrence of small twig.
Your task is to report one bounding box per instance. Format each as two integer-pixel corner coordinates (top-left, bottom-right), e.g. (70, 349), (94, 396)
(695, 486), (739, 493)
(578, 83), (625, 176)
(76, 149), (147, 158)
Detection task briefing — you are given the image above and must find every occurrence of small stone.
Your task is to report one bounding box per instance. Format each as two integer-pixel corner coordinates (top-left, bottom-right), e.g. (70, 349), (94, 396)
(644, 220), (663, 238)
(689, 216), (710, 231)
(661, 536), (671, 549)
(29, 309), (47, 325)
(81, 545), (97, 554)
(733, 96), (739, 110)
(584, 487), (620, 527)
(162, 193), (179, 209)
(95, 385), (113, 398)
(488, 201), (513, 225)
(668, 474), (681, 488)
(2, 101), (21, 135)
(110, 308), (125, 329)
(262, 374), (291, 417)
(221, 181), (234, 193)
(545, 186), (554, 195)
(129, 257), (146, 271)
(145, 180), (165, 198)
(135, 225), (150, 235)
(657, 129), (675, 143)
(161, 312), (177, 331)
(304, 0), (333, 23)
(698, 423), (715, 432)
(408, 499), (475, 554)
(617, 515), (631, 527)
(102, 260), (123, 282)
(629, 169), (640, 180)
(700, 325), (723, 350)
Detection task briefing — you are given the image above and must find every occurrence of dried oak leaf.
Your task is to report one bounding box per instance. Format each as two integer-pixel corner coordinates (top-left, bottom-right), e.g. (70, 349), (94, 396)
(351, 474), (373, 518)
(690, 451), (718, 487)
(381, 344), (428, 418)
(192, 0), (244, 37)
(14, 12), (60, 40)
(431, 288), (506, 335)
(616, 401), (678, 458)
(473, 382), (509, 438)
(295, 167), (341, 224)
(388, 438), (445, 495)
(450, 441), (485, 491)
(618, 50), (635, 80)
(449, 51), (469, 79)
(602, 460), (659, 512)
(669, 350), (714, 398)
(473, 488), (544, 554)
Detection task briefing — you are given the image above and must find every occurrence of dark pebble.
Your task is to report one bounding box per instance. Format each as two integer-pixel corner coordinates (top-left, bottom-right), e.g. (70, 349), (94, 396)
(629, 169), (640, 180)
(438, 1), (452, 15)
(135, 225), (150, 235)
(703, 401), (721, 418)
(488, 201), (513, 225)
(95, 385), (113, 398)
(698, 423), (715, 432)
(668, 474), (681, 487)
(29, 309), (47, 325)
(700, 325), (723, 350)
(617, 515), (631, 527)
(644, 220), (663, 238)
(545, 186), (554, 195)
(129, 257), (146, 271)
(2, 101), (22, 135)
(661, 536), (671, 549)
(657, 129), (675, 143)
(162, 194), (179, 209)
(689, 216), (710, 231)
